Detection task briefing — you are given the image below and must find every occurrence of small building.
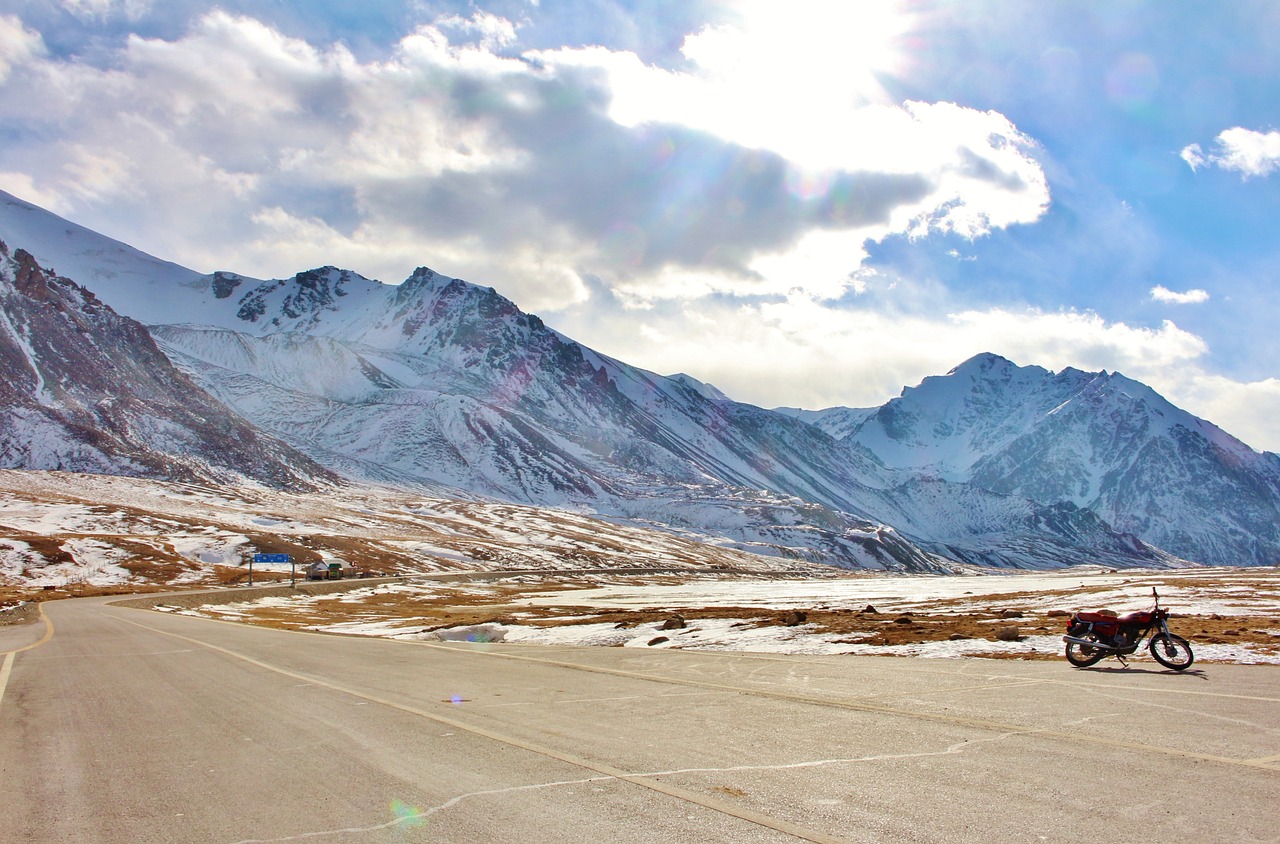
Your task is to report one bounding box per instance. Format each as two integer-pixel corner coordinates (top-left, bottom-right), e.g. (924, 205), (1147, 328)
(305, 562), (332, 580)
(306, 561), (352, 580)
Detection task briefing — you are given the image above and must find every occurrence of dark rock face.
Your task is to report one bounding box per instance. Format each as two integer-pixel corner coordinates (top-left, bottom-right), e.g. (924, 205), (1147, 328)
(211, 271), (243, 299)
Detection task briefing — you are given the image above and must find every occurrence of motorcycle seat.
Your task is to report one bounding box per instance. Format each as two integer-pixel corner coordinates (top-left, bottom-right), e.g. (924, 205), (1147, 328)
(1076, 610), (1118, 622)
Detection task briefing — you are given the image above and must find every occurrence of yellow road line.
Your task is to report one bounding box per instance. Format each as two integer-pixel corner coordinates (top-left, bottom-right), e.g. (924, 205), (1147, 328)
(1, 601), (55, 655)
(0, 603), (55, 716)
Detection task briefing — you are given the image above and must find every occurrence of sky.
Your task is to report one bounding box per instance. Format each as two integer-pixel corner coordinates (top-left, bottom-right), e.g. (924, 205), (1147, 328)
(1, 1), (1279, 450)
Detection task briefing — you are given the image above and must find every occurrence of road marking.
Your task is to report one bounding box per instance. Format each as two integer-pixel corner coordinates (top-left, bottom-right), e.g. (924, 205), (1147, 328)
(0, 652), (13, 714)
(112, 604), (1280, 773)
(480, 690), (719, 709)
(0, 601), (54, 656)
(0, 602), (56, 714)
(235, 731), (1045, 843)
(231, 773), (620, 843)
(110, 613), (847, 844)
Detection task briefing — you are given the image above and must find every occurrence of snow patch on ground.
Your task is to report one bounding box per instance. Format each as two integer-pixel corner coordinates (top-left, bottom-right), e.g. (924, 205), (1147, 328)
(524, 567), (1280, 616)
(254, 567), (1280, 664)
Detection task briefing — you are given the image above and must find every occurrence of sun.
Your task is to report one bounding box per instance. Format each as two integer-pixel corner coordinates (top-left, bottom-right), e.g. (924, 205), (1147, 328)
(581, 0), (919, 173)
(683, 0), (914, 106)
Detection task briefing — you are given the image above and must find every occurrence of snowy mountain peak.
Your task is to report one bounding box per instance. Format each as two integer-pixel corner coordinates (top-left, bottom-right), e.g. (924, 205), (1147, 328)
(667, 373), (731, 403)
(840, 355), (1280, 565)
(397, 265), (443, 293)
(945, 351), (1019, 378)
(233, 266), (379, 331)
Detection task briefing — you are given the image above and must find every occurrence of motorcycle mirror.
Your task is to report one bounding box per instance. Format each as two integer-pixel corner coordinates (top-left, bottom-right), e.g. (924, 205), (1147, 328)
(1152, 586), (1159, 599)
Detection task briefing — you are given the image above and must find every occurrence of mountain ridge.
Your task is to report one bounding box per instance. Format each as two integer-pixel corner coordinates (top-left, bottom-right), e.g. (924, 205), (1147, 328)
(806, 351), (1280, 566)
(1, 190), (1269, 569)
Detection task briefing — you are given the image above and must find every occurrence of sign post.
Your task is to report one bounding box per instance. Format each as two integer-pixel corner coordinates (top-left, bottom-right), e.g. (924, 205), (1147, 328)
(252, 554), (293, 587)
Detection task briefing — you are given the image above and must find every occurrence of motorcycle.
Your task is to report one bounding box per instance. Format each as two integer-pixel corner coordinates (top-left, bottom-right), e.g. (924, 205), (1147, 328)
(1062, 587), (1194, 670)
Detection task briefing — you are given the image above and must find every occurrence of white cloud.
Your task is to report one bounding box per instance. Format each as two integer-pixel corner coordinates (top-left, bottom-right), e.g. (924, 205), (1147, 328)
(553, 282), (1211, 416)
(1149, 285), (1209, 304)
(943, 310), (1208, 375)
(0, 171), (66, 213)
(1181, 127), (1280, 177)
(434, 11), (519, 50)
(0, 11), (546, 281)
(1166, 373), (1280, 453)
(531, 5), (1048, 302)
(1179, 143), (1206, 171)
(0, 15), (45, 82)
(0, 6), (1050, 312)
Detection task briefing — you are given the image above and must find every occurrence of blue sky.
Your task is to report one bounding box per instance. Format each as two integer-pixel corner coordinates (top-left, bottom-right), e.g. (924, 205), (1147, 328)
(2, 1), (1279, 449)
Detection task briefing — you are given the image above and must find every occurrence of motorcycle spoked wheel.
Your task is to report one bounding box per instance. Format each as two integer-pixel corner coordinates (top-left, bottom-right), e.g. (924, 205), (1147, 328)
(1064, 634), (1108, 667)
(1148, 633), (1194, 671)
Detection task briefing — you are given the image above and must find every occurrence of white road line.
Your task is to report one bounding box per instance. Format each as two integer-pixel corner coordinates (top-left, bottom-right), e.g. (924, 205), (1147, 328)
(114, 604), (1280, 772)
(112, 613), (848, 844)
(0, 652), (14, 714)
(0, 602), (55, 715)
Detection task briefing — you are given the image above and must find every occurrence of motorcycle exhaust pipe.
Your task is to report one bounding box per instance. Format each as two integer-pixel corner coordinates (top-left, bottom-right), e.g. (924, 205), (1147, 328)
(1062, 635), (1122, 653)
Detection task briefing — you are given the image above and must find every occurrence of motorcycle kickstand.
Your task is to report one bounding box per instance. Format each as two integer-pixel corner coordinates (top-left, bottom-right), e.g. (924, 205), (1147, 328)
(1115, 654), (1129, 668)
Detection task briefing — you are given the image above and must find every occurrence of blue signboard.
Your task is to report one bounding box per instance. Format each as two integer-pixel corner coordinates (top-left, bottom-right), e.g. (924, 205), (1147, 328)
(253, 553), (292, 563)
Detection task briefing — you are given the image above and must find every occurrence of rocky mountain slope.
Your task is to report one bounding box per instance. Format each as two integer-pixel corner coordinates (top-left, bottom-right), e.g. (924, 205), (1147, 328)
(0, 240), (336, 490)
(2, 189), (1264, 569)
(149, 272), (1175, 571)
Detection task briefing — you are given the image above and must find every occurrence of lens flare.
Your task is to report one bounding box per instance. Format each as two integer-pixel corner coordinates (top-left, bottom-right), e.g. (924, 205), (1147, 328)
(389, 798), (427, 829)
(785, 168), (835, 202)
(1106, 53), (1159, 112)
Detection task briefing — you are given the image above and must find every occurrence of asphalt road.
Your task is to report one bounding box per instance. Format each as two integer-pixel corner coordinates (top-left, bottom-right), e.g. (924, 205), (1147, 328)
(2, 595), (1278, 843)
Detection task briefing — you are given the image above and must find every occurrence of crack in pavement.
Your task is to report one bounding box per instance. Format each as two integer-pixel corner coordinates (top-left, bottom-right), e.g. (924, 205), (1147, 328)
(228, 731), (1031, 843)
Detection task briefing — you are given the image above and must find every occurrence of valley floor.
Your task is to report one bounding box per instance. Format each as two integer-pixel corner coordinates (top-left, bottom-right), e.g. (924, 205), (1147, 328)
(153, 567), (1280, 665)
(2, 469), (1277, 665)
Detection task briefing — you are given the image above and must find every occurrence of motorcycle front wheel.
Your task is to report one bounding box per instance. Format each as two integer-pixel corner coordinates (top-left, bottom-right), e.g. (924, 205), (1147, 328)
(1065, 635), (1107, 667)
(1149, 633), (1194, 671)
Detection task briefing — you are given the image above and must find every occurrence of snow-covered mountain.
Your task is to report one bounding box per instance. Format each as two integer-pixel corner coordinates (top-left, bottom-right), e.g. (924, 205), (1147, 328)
(0, 189), (1253, 570)
(795, 353), (1280, 567)
(0, 240), (336, 489)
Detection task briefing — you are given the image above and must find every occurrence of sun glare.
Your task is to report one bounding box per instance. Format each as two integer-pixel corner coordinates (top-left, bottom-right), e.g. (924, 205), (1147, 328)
(598, 0), (916, 171)
(684, 0), (912, 103)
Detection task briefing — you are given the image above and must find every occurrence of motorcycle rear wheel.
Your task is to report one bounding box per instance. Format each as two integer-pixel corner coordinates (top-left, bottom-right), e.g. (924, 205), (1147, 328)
(1149, 633), (1194, 671)
(1065, 635), (1107, 667)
